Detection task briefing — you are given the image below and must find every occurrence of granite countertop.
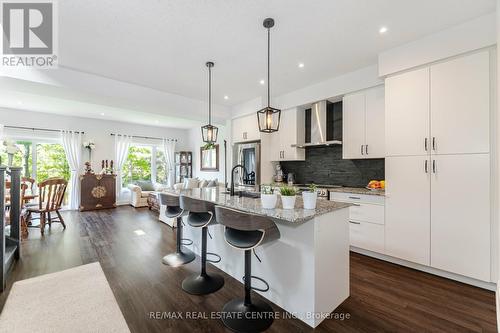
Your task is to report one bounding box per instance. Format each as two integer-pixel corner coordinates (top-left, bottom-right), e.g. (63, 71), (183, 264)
(163, 188), (351, 224)
(328, 187), (385, 196)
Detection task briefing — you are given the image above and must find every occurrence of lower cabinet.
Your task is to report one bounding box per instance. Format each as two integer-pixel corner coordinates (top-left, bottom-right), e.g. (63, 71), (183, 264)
(330, 192), (385, 254)
(349, 221), (385, 254)
(430, 154), (490, 281)
(385, 153), (491, 282)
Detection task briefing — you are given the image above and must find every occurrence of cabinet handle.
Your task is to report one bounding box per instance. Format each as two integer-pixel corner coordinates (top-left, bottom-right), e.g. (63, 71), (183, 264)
(432, 160), (436, 173)
(432, 137), (436, 151)
(349, 221), (361, 225)
(282, 151), (285, 159)
(424, 160), (428, 173)
(424, 138), (428, 151)
(348, 196), (361, 200)
(361, 145), (364, 155)
(365, 145), (368, 155)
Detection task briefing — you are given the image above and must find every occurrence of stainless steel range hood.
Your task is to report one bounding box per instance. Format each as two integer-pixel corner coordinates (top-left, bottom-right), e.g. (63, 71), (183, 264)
(292, 100), (342, 148)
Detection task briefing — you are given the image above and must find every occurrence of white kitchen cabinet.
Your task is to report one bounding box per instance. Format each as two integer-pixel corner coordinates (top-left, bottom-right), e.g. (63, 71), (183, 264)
(232, 113), (260, 143)
(430, 154), (490, 281)
(343, 86), (385, 159)
(365, 86), (385, 158)
(330, 191), (385, 253)
(385, 156), (431, 266)
(343, 91), (366, 159)
(385, 68), (430, 157)
(349, 221), (385, 254)
(269, 108), (305, 162)
(430, 51), (490, 155)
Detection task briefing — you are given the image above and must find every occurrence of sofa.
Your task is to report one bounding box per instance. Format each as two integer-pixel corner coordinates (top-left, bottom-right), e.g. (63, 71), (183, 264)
(127, 181), (169, 208)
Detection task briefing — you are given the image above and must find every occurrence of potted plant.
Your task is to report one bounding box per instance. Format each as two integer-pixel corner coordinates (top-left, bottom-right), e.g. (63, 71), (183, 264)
(302, 183), (318, 210)
(260, 184), (277, 209)
(280, 186), (297, 210)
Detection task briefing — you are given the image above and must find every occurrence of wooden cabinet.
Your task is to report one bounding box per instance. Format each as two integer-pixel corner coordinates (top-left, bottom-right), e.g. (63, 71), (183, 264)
(269, 107), (305, 162)
(385, 156), (431, 265)
(430, 154), (490, 281)
(232, 114), (260, 143)
(80, 174), (116, 211)
(343, 85), (385, 159)
(430, 51), (490, 155)
(385, 67), (430, 157)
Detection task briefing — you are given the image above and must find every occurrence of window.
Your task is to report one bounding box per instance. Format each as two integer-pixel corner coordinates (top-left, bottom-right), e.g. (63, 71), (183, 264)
(35, 143), (70, 182)
(1, 139), (70, 203)
(122, 144), (167, 187)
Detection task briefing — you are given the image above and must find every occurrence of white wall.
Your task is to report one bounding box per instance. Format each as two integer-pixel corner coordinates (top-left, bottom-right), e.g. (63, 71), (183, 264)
(231, 64), (382, 118)
(379, 13), (496, 76)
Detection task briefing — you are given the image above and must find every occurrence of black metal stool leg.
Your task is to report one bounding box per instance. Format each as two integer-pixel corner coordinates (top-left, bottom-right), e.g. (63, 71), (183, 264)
(222, 250), (274, 333)
(162, 217), (195, 267)
(182, 226), (224, 295)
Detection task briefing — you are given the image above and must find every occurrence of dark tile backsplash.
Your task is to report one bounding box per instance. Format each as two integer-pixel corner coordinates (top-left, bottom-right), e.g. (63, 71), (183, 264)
(280, 146), (385, 187)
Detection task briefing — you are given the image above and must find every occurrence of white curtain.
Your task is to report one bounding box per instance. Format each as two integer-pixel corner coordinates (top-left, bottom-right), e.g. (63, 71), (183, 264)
(114, 134), (132, 195)
(61, 130), (83, 210)
(162, 138), (176, 188)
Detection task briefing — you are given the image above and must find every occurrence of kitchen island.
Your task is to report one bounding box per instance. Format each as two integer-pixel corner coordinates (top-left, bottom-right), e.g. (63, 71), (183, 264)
(164, 187), (351, 328)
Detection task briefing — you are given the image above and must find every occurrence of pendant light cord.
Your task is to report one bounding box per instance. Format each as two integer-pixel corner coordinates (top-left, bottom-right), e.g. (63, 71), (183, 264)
(208, 64), (212, 125)
(267, 27), (270, 108)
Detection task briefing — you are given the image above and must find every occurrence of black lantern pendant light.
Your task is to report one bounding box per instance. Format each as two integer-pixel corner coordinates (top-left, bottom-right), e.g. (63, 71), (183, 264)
(201, 61), (218, 144)
(257, 18), (281, 133)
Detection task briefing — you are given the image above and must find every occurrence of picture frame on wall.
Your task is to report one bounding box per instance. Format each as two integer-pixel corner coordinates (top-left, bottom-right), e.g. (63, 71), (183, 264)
(200, 144), (219, 171)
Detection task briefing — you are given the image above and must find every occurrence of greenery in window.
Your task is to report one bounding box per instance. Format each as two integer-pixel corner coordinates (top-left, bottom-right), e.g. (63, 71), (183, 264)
(122, 146), (152, 186)
(156, 150), (166, 184)
(0, 141), (33, 177)
(36, 143), (70, 182)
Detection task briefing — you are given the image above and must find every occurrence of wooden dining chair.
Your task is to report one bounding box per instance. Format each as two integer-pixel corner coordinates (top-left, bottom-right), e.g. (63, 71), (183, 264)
(26, 178), (68, 235)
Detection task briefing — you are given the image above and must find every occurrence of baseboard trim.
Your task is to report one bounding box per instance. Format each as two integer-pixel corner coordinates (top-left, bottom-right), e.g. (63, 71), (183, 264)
(351, 247), (497, 291)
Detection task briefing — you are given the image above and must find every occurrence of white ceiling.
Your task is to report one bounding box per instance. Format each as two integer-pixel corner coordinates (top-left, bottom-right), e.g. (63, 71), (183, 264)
(59, 0), (495, 106)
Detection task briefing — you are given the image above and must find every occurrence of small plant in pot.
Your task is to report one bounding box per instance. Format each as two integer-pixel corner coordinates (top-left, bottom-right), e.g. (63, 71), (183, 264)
(302, 183), (318, 210)
(260, 184), (277, 209)
(280, 186), (297, 210)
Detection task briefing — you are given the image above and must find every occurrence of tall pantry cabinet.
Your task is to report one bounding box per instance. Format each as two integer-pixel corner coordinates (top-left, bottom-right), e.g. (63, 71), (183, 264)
(385, 50), (492, 282)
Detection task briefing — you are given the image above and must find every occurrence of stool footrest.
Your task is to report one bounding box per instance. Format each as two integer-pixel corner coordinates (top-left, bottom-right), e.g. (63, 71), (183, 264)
(206, 252), (221, 263)
(180, 238), (193, 246)
(242, 275), (270, 292)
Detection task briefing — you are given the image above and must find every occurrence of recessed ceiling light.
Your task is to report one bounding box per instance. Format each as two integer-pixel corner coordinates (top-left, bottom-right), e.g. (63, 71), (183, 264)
(224, 95), (229, 100)
(155, 120), (159, 124)
(100, 112), (105, 116)
(298, 63), (305, 68)
(379, 26), (388, 34)
(259, 79), (265, 85)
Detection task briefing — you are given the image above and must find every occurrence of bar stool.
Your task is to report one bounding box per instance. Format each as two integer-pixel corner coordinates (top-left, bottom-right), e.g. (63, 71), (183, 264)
(180, 196), (224, 295)
(215, 206), (280, 333)
(159, 193), (195, 267)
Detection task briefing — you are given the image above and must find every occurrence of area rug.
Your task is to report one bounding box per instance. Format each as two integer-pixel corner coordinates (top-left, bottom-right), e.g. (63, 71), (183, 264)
(0, 262), (130, 333)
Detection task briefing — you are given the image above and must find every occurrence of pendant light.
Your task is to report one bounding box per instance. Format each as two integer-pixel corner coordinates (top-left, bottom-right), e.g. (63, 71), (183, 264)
(201, 61), (218, 144)
(257, 18), (281, 133)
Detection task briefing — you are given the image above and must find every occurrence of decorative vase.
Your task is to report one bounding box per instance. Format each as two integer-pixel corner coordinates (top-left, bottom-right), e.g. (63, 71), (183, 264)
(87, 148), (92, 164)
(261, 193), (277, 209)
(7, 153), (13, 166)
(302, 191), (318, 210)
(281, 195), (296, 210)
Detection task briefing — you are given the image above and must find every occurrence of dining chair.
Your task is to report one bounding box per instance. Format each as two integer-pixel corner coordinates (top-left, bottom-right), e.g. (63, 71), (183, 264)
(26, 178), (68, 235)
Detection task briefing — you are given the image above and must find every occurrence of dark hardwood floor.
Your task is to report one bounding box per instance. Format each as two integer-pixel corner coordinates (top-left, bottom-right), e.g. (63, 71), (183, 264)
(0, 206), (496, 332)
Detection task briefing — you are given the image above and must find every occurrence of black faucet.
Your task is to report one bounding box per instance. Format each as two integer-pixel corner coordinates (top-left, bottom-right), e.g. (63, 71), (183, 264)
(230, 164), (248, 196)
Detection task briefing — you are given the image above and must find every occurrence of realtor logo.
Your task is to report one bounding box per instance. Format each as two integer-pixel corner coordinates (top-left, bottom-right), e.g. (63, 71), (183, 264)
(1, 0), (58, 68)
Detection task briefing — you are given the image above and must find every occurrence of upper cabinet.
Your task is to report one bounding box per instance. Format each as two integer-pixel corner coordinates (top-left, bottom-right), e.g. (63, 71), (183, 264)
(232, 113), (260, 143)
(269, 107), (305, 162)
(385, 68), (430, 157)
(343, 85), (385, 159)
(385, 50), (490, 157)
(430, 51), (490, 155)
